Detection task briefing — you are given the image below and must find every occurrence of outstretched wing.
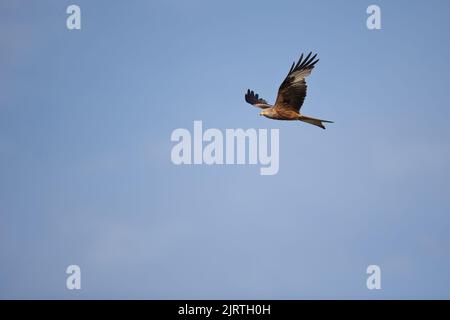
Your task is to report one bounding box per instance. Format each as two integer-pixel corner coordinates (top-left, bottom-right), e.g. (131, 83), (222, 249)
(274, 52), (319, 112)
(245, 89), (272, 109)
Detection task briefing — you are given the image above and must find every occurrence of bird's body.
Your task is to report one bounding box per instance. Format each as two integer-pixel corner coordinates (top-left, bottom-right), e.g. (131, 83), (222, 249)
(245, 52), (333, 129)
(260, 108), (299, 120)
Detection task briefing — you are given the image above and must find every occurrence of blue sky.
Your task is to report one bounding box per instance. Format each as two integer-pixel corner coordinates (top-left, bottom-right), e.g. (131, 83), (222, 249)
(1, 0), (450, 299)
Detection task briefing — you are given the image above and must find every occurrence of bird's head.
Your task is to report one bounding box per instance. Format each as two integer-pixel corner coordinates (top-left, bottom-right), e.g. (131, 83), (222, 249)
(260, 109), (273, 118)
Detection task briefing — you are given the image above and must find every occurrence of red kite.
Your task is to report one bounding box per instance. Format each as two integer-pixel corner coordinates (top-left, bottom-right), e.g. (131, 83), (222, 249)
(245, 52), (333, 129)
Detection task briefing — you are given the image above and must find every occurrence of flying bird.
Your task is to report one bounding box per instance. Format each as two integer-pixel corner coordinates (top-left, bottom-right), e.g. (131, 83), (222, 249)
(245, 52), (333, 129)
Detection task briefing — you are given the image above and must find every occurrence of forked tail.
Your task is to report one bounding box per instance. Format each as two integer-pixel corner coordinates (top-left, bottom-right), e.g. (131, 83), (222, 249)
(298, 115), (334, 129)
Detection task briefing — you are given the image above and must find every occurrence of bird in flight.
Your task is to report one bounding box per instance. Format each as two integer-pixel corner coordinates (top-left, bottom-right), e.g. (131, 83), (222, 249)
(245, 52), (333, 129)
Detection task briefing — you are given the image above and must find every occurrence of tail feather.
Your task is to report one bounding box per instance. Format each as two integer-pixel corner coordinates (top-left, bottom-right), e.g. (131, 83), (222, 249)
(298, 115), (333, 129)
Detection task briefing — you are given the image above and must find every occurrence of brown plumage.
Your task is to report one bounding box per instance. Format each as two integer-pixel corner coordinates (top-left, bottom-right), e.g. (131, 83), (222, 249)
(245, 52), (333, 129)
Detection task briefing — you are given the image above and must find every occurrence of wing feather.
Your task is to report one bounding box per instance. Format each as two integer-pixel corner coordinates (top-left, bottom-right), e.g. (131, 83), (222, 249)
(244, 89), (272, 109)
(274, 52), (319, 112)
